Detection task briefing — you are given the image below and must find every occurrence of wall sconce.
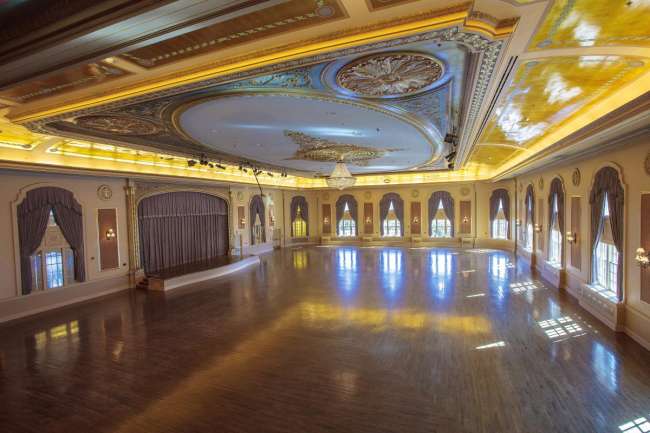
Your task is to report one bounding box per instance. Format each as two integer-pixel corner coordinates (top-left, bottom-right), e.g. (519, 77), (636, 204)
(413, 216), (420, 224)
(365, 216), (372, 224)
(106, 228), (116, 240)
(462, 216), (469, 224)
(566, 231), (577, 244)
(323, 217), (330, 225)
(515, 219), (521, 227)
(534, 224), (542, 233)
(635, 248), (649, 267)
(240, 218), (246, 227)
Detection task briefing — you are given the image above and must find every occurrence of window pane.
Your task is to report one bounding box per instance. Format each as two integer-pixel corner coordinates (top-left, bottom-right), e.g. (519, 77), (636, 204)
(45, 250), (64, 289)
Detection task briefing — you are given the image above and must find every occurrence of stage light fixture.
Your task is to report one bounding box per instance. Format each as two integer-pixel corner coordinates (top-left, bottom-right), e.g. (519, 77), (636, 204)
(215, 164), (226, 170)
(187, 160), (197, 167)
(267, 172), (274, 177)
(199, 153), (209, 165)
(445, 151), (457, 162)
(448, 162), (455, 170)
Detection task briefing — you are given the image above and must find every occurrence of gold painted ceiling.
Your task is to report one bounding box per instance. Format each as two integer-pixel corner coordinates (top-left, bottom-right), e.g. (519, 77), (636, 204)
(0, 0), (649, 187)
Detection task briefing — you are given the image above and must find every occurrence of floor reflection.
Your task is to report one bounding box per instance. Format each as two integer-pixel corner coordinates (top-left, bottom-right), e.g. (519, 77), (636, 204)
(429, 249), (454, 300)
(336, 247), (359, 294)
(380, 248), (403, 296)
(592, 342), (618, 393)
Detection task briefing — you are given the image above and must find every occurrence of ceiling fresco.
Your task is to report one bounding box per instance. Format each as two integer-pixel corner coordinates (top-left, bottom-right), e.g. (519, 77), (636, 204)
(0, 0), (649, 187)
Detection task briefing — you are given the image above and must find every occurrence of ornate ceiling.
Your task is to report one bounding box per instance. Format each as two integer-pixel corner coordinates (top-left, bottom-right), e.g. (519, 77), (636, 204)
(0, 0), (648, 187)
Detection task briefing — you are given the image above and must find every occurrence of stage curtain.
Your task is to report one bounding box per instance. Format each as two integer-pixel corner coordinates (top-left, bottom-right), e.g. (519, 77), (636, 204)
(138, 192), (229, 275)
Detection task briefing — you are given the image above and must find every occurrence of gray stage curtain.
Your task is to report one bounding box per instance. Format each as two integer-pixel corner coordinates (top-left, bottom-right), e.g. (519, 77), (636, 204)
(336, 194), (358, 236)
(290, 196), (309, 237)
(525, 185), (535, 243)
(379, 192), (404, 236)
(489, 189), (510, 239)
(589, 167), (624, 298)
(138, 192), (229, 275)
(249, 195), (266, 243)
(429, 191), (454, 236)
(17, 187), (86, 295)
(548, 178), (565, 260)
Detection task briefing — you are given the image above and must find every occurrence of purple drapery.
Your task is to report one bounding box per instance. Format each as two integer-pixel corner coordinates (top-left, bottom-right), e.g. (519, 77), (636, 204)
(138, 192), (229, 275)
(524, 185), (535, 244)
(17, 187), (86, 295)
(429, 191), (454, 236)
(379, 193), (404, 236)
(489, 189), (510, 239)
(548, 178), (565, 263)
(290, 196), (309, 237)
(589, 167), (624, 299)
(249, 195), (266, 243)
(336, 194), (358, 236)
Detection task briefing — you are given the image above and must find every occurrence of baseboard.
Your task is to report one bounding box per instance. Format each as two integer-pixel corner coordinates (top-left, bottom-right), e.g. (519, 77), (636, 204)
(0, 274), (130, 324)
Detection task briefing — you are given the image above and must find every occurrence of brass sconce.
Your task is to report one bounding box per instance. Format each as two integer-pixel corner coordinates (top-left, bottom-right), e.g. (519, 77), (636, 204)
(635, 248), (649, 267)
(365, 216), (372, 224)
(566, 231), (577, 244)
(515, 219), (521, 227)
(462, 216), (469, 224)
(534, 224), (542, 233)
(323, 217), (330, 225)
(240, 217), (246, 227)
(413, 216), (420, 224)
(106, 228), (116, 240)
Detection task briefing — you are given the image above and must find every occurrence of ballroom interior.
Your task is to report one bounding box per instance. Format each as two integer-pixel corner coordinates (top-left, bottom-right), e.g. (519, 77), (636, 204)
(0, 1), (649, 432)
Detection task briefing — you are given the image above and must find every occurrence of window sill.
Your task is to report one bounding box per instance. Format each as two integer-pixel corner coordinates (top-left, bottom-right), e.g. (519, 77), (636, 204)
(547, 261), (563, 270)
(585, 284), (619, 303)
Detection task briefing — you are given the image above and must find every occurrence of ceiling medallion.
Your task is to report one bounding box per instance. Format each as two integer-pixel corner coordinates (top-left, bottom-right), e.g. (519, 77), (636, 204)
(97, 185), (113, 201)
(285, 130), (400, 166)
(75, 115), (161, 135)
(336, 52), (444, 98)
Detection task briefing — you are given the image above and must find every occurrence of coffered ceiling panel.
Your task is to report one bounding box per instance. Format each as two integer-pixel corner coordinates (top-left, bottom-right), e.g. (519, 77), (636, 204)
(469, 55), (650, 169)
(529, 0), (650, 50)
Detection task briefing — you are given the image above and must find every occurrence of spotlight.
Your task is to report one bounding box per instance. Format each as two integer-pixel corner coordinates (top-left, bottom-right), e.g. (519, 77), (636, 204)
(444, 133), (457, 144)
(267, 172), (274, 177)
(187, 159), (197, 167)
(242, 168), (248, 174)
(448, 162), (455, 170)
(445, 151), (457, 162)
(208, 163), (214, 168)
(199, 153), (209, 165)
(215, 164), (226, 170)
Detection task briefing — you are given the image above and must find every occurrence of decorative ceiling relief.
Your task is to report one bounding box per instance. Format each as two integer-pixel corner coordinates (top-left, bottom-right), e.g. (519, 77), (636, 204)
(284, 130), (401, 166)
(335, 52), (444, 98)
(28, 26), (505, 176)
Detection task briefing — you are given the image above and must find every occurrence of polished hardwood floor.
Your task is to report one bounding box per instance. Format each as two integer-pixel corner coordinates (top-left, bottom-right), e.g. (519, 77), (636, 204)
(1, 246), (650, 433)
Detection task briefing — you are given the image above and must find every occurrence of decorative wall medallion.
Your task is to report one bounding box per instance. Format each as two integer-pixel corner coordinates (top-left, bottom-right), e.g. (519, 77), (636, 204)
(364, 191), (371, 200)
(323, 192), (330, 201)
(236, 191), (244, 202)
(75, 115), (161, 135)
(285, 130), (401, 166)
(383, 178), (391, 184)
(572, 169), (581, 187)
(97, 184), (113, 201)
(336, 52), (444, 98)
(460, 186), (470, 197)
(645, 153), (650, 176)
(411, 189), (419, 198)
(538, 177), (544, 191)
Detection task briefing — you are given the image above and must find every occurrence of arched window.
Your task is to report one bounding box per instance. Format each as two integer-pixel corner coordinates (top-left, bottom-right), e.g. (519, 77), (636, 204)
(429, 191), (454, 238)
(431, 200), (452, 237)
(492, 200), (508, 239)
(338, 202), (356, 237)
(489, 189), (510, 239)
(17, 187), (85, 295)
(379, 193), (404, 237)
(382, 201), (401, 237)
(250, 194), (265, 245)
(589, 167), (624, 299)
(524, 185), (535, 251)
(336, 194), (358, 237)
(290, 196), (309, 238)
(549, 195), (562, 265)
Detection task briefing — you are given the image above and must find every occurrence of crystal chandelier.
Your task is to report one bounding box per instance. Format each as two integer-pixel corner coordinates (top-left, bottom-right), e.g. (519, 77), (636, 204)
(326, 161), (356, 190)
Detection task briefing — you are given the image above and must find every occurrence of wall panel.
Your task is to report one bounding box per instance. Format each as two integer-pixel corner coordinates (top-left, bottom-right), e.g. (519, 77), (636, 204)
(98, 208), (119, 271)
(642, 193), (650, 303)
(570, 196), (581, 270)
(364, 203), (373, 235)
(411, 201), (421, 235)
(459, 200), (471, 234)
(322, 203), (331, 234)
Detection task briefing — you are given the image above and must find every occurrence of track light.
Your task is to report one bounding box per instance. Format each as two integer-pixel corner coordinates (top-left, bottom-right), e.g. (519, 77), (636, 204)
(187, 159), (197, 167)
(208, 163), (214, 168)
(215, 164), (226, 170)
(445, 151), (457, 162)
(444, 133), (457, 144)
(448, 162), (455, 170)
(267, 172), (274, 177)
(199, 153), (209, 165)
